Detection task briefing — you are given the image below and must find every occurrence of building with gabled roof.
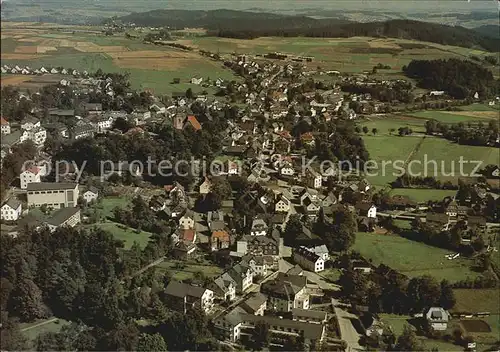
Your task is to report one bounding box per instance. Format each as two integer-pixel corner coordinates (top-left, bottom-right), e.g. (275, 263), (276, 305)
(1, 117), (11, 135)
(293, 246), (325, 273)
(164, 281), (213, 314)
(20, 166), (42, 189)
(1, 198), (22, 221)
(261, 273), (309, 312)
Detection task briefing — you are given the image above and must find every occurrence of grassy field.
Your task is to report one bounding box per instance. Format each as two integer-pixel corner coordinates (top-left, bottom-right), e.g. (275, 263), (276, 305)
(353, 232), (480, 282)
(409, 110), (498, 124)
(86, 221), (153, 249)
(452, 289), (500, 313)
(389, 188), (457, 203)
(362, 135), (423, 187)
(95, 196), (131, 219)
(188, 36), (488, 73)
(409, 138), (499, 182)
(360, 115), (427, 135)
(156, 260), (223, 281)
(20, 318), (71, 344)
(379, 314), (462, 351)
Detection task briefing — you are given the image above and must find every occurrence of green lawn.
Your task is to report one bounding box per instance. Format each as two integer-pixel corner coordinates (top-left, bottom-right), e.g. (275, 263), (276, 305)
(156, 260), (223, 281)
(409, 138), (499, 182)
(389, 188), (457, 203)
(409, 110), (496, 124)
(20, 318), (71, 344)
(359, 116), (427, 136)
(95, 196), (130, 219)
(363, 135), (423, 187)
(87, 221), (152, 249)
(379, 314), (462, 351)
(353, 232), (480, 282)
(459, 103), (499, 111)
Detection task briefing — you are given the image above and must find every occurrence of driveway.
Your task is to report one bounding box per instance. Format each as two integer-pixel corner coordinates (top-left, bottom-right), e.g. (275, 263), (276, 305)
(332, 298), (364, 351)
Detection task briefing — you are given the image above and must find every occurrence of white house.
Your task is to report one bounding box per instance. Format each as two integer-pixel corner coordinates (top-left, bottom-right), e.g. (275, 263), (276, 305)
(179, 210), (195, 230)
(250, 218), (268, 236)
(21, 118), (41, 131)
(1, 198), (22, 221)
(20, 167), (42, 189)
(1, 117), (11, 135)
(305, 168), (322, 189)
(83, 187), (99, 203)
(21, 126), (47, 146)
(191, 77), (203, 85)
(275, 193), (291, 213)
(293, 246), (325, 273)
(356, 202), (377, 219)
(426, 307), (451, 331)
(92, 115), (114, 133)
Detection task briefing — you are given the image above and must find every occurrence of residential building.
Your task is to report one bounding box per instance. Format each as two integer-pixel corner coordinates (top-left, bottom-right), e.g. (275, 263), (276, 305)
(1, 117), (11, 135)
(250, 218), (268, 236)
(20, 117), (41, 131)
(82, 102), (103, 114)
(355, 202), (377, 218)
(214, 308), (326, 345)
(72, 123), (95, 140)
(199, 177), (211, 195)
(241, 254), (271, 277)
(20, 167), (42, 189)
(261, 273), (309, 312)
(172, 241), (196, 260)
(225, 263), (254, 293)
(293, 246), (325, 273)
(240, 293), (267, 316)
(305, 168), (322, 189)
(292, 308), (327, 324)
(82, 186), (99, 203)
(164, 281), (213, 314)
(426, 307), (451, 331)
(91, 115), (114, 133)
(210, 273), (237, 301)
(179, 209), (195, 229)
(236, 235), (280, 257)
(27, 182), (79, 209)
(21, 126), (47, 146)
(1, 198), (22, 221)
(210, 229), (231, 252)
(275, 192), (291, 213)
(45, 207), (81, 232)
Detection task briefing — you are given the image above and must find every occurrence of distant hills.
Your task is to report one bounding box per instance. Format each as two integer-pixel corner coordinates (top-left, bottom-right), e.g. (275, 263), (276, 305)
(113, 9), (500, 52)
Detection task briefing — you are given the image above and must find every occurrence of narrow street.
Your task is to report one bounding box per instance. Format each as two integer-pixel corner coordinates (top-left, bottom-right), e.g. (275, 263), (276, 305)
(332, 298), (364, 352)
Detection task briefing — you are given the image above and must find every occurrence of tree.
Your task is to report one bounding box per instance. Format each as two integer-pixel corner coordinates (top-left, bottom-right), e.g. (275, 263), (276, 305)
(252, 321), (271, 349)
(284, 215), (303, 245)
(407, 276), (441, 312)
(389, 128), (396, 135)
(185, 88), (194, 100)
(371, 128), (378, 135)
(137, 333), (168, 352)
(362, 126), (369, 134)
(439, 280), (456, 310)
(113, 116), (133, 133)
(395, 325), (424, 351)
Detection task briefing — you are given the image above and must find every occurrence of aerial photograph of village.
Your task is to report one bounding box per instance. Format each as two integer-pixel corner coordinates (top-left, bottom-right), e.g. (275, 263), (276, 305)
(0, 0), (499, 351)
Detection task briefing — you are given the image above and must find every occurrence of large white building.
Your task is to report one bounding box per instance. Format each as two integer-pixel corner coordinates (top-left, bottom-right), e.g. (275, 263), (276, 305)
(1, 198), (22, 221)
(293, 246), (325, 273)
(27, 182), (79, 209)
(20, 167), (42, 189)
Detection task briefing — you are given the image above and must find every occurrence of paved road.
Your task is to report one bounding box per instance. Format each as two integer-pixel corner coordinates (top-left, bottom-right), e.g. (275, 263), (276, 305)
(21, 318), (59, 332)
(332, 298), (364, 352)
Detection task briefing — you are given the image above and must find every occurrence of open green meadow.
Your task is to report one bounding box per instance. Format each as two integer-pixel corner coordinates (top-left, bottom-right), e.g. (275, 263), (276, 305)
(362, 135), (423, 187)
(360, 116), (427, 135)
(95, 196), (131, 219)
(452, 289), (500, 313)
(389, 188), (457, 203)
(85, 221), (153, 249)
(409, 138), (499, 182)
(409, 110), (497, 124)
(353, 232), (480, 282)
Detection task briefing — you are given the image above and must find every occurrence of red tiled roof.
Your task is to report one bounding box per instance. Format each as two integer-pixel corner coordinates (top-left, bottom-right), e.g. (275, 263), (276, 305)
(212, 230), (230, 242)
(0, 117), (8, 125)
(186, 115), (201, 131)
(180, 229), (196, 242)
(164, 185), (174, 192)
(25, 167), (40, 175)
